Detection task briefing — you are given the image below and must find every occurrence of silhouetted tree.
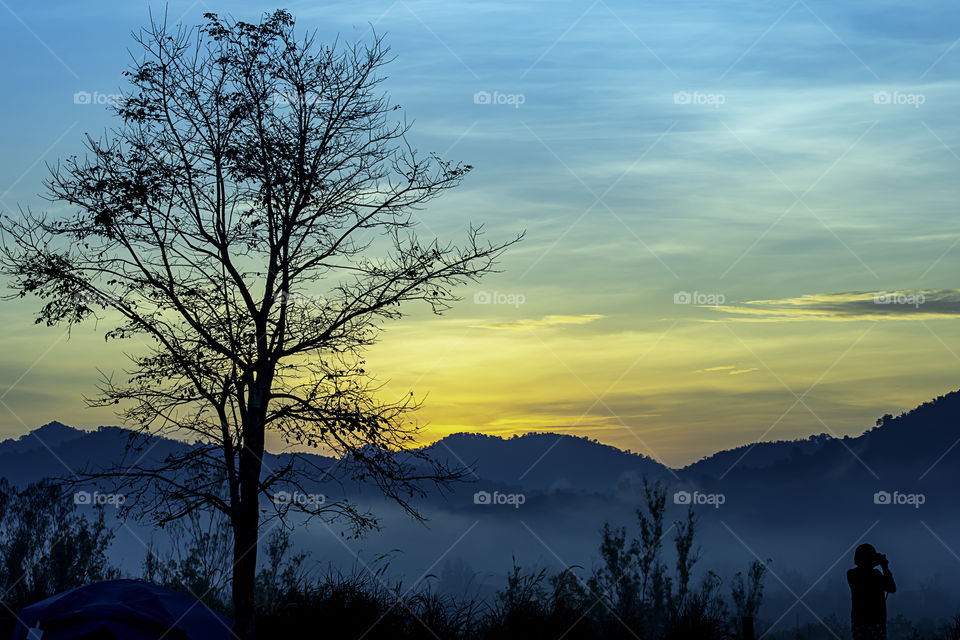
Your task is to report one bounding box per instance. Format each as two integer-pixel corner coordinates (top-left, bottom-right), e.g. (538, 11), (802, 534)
(0, 9), (519, 637)
(731, 559), (769, 639)
(935, 613), (960, 640)
(254, 528), (311, 615)
(142, 508), (234, 610)
(0, 480), (117, 609)
(588, 480), (718, 639)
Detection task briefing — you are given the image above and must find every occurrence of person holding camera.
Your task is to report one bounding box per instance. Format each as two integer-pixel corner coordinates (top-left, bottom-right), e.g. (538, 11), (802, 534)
(847, 543), (896, 640)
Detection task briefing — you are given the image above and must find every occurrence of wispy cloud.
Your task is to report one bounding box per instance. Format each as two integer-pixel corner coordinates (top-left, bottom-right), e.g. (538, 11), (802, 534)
(706, 290), (960, 322)
(472, 314), (605, 331)
(695, 365), (759, 375)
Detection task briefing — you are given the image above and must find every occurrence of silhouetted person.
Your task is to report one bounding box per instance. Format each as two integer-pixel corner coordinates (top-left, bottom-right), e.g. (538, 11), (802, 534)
(847, 543), (896, 640)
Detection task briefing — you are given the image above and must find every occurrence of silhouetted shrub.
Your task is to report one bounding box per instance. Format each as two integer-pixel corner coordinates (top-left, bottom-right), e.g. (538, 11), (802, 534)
(585, 479), (729, 639)
(0, 479), (117, 612)
(8, 475), (959, 640)
(249, 481), (735, 640)
(934, 614), (960, 640)
(141, 509), (233, 614)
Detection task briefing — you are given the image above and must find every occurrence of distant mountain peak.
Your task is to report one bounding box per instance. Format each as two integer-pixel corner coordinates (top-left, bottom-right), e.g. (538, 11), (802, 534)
(0, 421), (86, 456)
(863, 388), (960, 434)
(424, 430), (667, 492)
(430, 430), (652, 458)
(31, 420), (82, 438)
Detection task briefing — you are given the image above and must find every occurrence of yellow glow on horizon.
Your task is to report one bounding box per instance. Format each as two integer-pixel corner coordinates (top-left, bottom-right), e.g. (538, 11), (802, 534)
(3, 293), (960, 468)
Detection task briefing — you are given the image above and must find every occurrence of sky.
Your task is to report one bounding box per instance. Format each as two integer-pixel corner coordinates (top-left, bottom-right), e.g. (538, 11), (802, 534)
(1, 0), (959, 466)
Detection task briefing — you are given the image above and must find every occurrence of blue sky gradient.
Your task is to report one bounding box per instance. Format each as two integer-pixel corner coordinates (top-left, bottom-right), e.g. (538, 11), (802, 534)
(1, 0), (959, 465)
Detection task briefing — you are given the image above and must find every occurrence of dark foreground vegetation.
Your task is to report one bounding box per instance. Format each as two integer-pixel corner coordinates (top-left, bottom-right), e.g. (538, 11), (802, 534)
(1, 477), (958, 640)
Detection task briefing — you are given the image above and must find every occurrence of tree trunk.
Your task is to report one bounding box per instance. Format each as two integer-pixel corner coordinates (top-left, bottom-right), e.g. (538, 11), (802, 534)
(232, 408), (266, 639)
(231, 465), (260, 639)
(740, 615), (756, 640)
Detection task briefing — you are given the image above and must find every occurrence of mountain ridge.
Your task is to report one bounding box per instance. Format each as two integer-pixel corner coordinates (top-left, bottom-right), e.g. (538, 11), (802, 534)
(5, 387), (959, 489)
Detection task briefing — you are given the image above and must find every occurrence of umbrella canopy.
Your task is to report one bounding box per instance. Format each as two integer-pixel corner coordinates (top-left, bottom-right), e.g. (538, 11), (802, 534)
(12, 579), (234, 640)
